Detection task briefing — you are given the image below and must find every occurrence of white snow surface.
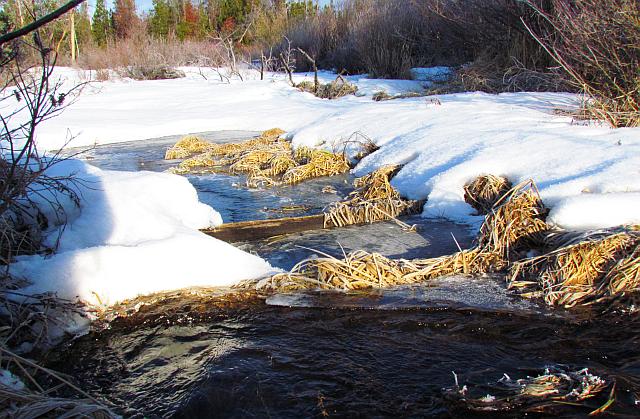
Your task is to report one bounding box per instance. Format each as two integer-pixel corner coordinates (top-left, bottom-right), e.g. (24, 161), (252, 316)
(9, 159), (277, 306)
(4, 67), (640, 306)
(0, 369), (25, 391)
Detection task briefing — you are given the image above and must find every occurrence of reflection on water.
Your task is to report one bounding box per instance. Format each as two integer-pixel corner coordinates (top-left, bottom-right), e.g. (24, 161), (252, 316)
(55, 132), (640, 417)
(51, 288), (640, 418)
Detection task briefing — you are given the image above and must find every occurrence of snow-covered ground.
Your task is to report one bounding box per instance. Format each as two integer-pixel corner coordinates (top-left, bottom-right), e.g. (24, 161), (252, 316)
(8, 160), (277, 306)
(3, 66), (640, 307)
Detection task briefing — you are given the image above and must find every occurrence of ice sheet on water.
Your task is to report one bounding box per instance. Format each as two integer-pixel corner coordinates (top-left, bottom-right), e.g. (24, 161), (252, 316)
(266, 276), (543, 313)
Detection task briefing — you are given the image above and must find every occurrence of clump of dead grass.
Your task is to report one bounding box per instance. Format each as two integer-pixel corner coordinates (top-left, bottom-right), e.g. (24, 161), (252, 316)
(296, 76), (358, 99)
(281, 149), (350, 185)
(445, 366), (612, 414)
(371, 91), (427, 101)
(164, 135), (216, 160)
(166, 129), (350, 186)
(509, 228), (640, 307)
(463, 174), (512, 215)
(476, 180), (549, 260)
(323, 165), (423, 228)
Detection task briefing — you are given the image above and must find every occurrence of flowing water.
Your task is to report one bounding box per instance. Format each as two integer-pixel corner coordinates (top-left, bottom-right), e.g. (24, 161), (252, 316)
(51, 132), (640, 418)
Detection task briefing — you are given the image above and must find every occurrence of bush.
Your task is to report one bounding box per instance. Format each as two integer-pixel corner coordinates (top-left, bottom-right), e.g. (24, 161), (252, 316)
(276, 0), (559, 86)
(119, 65), (185, 81)
(78, 24), (225, 72)
(526, 0), (639, 127)
(1, 40), (81, 265)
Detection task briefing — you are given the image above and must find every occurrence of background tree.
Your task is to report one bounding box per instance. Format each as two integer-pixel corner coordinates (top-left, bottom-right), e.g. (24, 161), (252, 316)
(113, 0), (138, 39)
(149, 0), (174, 38)
(91, 0), (111, 46)
(74, 2), (91, 47)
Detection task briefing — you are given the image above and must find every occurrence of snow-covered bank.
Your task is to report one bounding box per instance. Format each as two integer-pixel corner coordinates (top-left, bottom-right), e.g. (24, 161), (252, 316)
(9, 160), (277, 306)
(23, 67), (638, 232)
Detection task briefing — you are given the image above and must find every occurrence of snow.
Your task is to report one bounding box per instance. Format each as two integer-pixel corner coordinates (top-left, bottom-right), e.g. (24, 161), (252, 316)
(9, 159), (277, 306)
(3, 66), (640, 306)
(0, 369), (25, 391)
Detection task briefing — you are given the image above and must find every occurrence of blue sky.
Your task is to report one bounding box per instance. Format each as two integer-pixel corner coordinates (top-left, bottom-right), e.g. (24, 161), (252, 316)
(88, 0), (334, 15)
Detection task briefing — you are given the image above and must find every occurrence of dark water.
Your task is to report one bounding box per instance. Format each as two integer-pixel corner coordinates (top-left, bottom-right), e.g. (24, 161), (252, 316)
(50, 288), (640, 418)
(54, 132), (640, 417)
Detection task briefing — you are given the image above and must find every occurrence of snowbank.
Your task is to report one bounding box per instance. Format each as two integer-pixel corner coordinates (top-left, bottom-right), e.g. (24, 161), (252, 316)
(9, 159), (277, 306)
(10, 67), (640, 232)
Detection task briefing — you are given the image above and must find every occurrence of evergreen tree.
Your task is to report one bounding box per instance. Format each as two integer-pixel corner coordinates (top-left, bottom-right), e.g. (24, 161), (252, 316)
(75, 3), (92, 47)
(149, 0), (173, 38)
(92, 0), (111, 46)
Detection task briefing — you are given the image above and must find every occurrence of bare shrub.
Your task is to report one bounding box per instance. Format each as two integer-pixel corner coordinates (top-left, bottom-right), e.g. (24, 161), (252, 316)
(78, 24), (225, 78)
(281, 0), (439, 78)
(1, 22), (116, 417)
(279, 0), (564, 90)
(1, 36), (83, 265)
(525, 0), (639, 127)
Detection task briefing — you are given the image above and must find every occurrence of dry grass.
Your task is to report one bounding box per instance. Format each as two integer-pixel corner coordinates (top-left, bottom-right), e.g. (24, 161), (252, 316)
(323, 165), (423, 228)
(404, 249), (507, 281)
(0, 346), (116, 418)
(281, 149), (350, 185)
(296, 77), (358, 99)
(476, 180), (549, 260)
(371, 91), (427, 101)
(0, 289), (116, 417)
(244, 177), (551, 294)
(164, 135), (217, 160)
(445, 366), (612, 414)
(260, 128), (286, 138)
(167, 130), (291, 175)
(249, 247), (505, 293)
(166, 130), (351, 186)
(463, 174), (512, 215)
(509, 228), (640, 307)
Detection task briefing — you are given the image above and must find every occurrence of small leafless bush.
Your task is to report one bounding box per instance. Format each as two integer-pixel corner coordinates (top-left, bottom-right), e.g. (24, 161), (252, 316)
(525, 0), (639, 127)
(120, 65), (185, 81)
(0, 10), (117, 417)
(78, 25), (225, 78)
(1, 35), (84, 265)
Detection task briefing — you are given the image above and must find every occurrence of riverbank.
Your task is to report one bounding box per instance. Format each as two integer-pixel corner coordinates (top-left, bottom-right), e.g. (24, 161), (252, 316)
(25, 67), (640, 233)
(3, 66), (639, 314)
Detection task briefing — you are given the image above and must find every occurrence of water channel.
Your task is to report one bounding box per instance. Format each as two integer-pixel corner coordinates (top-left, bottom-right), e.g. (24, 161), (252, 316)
(49, 131), (640, 418)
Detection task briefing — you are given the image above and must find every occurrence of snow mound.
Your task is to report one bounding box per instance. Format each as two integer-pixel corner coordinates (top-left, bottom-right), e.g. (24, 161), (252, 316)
(10, 160), (276, 306)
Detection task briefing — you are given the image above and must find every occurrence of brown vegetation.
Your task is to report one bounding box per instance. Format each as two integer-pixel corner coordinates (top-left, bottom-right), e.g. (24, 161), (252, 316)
(244, 174), (640, 310)
(296, 76), (358, 99)
(166, 130), (352, 186)
(525, 0), (639, 127)
(324, 165), (423, 228)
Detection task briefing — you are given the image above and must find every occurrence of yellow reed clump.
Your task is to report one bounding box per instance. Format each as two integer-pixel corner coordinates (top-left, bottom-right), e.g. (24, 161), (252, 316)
(164, 135), (214, 160)
(509, 229), (640, 307)
(463, 174), (512, 215)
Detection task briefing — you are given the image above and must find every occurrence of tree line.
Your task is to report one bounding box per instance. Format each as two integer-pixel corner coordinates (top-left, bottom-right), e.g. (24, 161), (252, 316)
(0, 0), (330, 55)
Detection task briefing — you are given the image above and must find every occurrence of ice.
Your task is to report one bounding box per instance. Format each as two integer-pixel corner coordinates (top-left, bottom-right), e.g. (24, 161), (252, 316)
(266, 276), (544, 313)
